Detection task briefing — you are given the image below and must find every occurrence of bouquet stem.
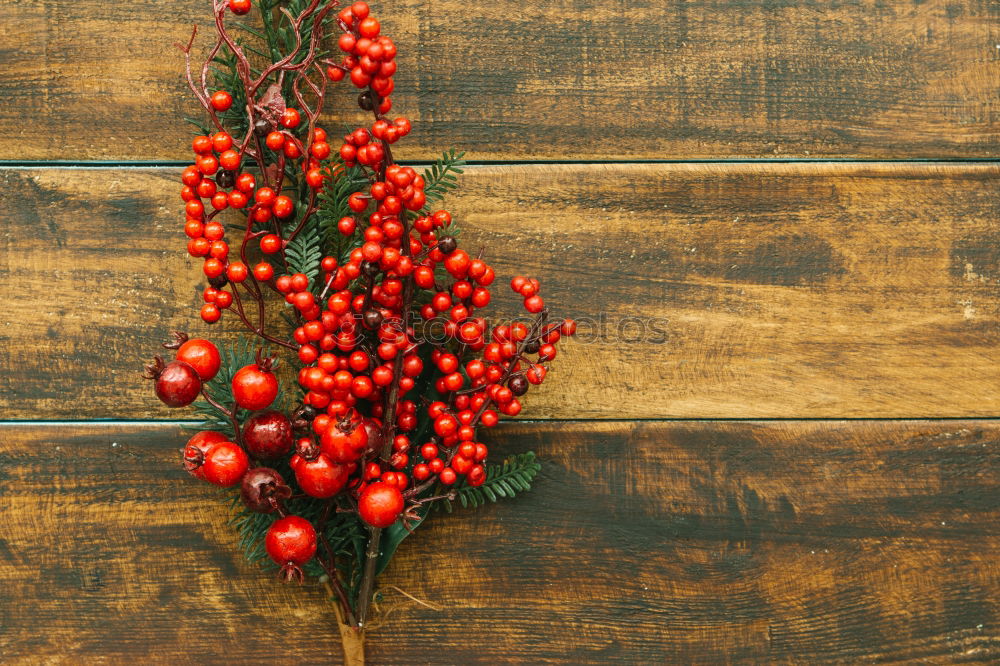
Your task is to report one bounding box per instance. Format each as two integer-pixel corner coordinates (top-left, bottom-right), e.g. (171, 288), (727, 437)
(330, 582), (366, 666)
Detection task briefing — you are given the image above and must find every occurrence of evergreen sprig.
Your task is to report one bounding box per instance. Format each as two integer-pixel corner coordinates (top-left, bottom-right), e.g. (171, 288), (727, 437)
(421, 149), (466, 210)
(284, 217), (323, 285)
(436, 452), (542, 513)
(316, 163), (368, 263)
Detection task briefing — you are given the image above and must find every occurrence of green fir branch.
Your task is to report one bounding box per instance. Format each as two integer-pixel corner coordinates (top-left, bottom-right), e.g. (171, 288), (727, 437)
(316, 162), (368, 263)
(421, 149), (466, 210)
(284, 217), (323, 285)
(435, 452), (542, 513)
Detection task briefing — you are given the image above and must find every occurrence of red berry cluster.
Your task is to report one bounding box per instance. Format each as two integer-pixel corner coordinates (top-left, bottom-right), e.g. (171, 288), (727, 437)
(180, 117), (334, 324)
(158, 0), (576, 600)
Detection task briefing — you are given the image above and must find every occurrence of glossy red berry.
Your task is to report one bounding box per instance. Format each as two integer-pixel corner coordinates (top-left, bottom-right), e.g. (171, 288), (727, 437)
(320, 418), (369, 462)
(175, 338), (221, 381)
(229, 0), (251, 14)
(149, 359), (202, 407)
(201, 440), (249, 487)
(358, 482), (404, 528)
(291, 452), (350, 498)
(210, 90), (233, 111)
(266, 515), (317, 567)
(232, 363), (279, 410)
(183, 430), (228, 479)
(242, 411), (294, 459)
(281, 108), (301, 129)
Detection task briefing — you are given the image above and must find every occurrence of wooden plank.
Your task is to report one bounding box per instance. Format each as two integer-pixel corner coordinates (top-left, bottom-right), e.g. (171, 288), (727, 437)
(0, 420), (996, 663)
(0, 0), (996, 161)
(1, 163), (999, 419)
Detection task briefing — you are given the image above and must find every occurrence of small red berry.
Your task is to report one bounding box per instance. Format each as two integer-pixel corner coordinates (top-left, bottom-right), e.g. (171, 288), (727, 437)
(280, 108), (301, 129)
(210, 90), (233, 111)
(200, 303), (221, 323)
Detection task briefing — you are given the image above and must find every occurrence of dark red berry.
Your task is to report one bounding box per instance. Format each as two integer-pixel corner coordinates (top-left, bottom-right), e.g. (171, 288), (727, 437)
(508, 375), (529, 396)
(240, 467), (291, 512)
(242, 411), (294, 459)
(146, 357), (202, 407)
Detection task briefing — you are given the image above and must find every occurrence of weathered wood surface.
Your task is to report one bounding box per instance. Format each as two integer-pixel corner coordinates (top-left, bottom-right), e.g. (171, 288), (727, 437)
(0, 0), (997, 161)
(1, 163), (998, 420)
(0, 420), (996, 663)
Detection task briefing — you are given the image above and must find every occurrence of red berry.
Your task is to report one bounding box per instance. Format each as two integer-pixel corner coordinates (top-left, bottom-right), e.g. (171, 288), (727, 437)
(291, 452), (350, 498)
(175, 338), (221, 381)
(351, 2), (370, 19)
(265, 131), (285, 151)
(232, 364), (279, 410)
(150, 359), (202, 407)
(200, 303), (221, 323)
(210, 90), (233, 111)
(240, 467), (290, 513)
(229, 0), (251, 14)
(281, 108), (301, 129)
(320, 418), (369, 462)
(201, 440), (249, 487)
(358, 482), (404, 528)
(253, 262), (274, 281)
(183, 430), (228, 479)
(266, 516), (317, 567)
(242, 411), (294, 459)
(226, 261), (248, 283)
(273, 195), (295, 219)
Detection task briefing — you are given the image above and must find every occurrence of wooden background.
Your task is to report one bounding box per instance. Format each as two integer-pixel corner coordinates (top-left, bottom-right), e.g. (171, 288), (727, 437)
(0, 0), (998, 663)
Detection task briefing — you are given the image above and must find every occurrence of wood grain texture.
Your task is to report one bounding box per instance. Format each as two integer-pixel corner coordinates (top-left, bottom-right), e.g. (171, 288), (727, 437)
(0, 0), (997, 161)
(2, 163), (999, 419)
(0, 420), (996, 663)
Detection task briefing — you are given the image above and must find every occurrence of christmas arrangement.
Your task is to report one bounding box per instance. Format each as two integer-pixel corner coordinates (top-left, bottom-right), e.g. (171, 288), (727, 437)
(142, 0), (575, 662)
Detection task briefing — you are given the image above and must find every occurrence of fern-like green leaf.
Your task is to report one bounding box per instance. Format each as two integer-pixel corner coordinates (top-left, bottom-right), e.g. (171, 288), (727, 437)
(421, 149), (466, 210)
(315, 162), (368, 263)
(436, 452), (542, 513)
(284, 218), (322, 286)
